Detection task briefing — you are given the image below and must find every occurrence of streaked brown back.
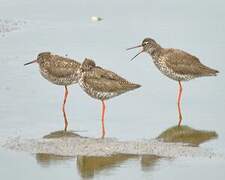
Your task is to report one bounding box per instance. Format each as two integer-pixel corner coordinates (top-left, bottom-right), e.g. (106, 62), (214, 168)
(39, 53), (81, 78)
(83, 66), (141, 93)
(162, 49), (218, 76)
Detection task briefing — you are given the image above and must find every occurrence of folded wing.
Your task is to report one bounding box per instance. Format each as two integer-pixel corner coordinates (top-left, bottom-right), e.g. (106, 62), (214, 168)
(163, 49), (218, 76)
(84, 67), (141, 93)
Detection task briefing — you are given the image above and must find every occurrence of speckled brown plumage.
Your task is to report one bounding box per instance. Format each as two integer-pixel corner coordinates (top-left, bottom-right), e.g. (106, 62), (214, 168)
(127, 37), (219, 127)
(36, 52), (81, 85)
(78, 58), (141, 138)
(24, 52), (81, 132)
(79, 58), (141, 100)
(128, 38), (219, 81)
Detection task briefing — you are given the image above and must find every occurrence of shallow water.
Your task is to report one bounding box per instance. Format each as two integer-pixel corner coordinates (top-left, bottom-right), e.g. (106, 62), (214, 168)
(0, 0), (225, 179)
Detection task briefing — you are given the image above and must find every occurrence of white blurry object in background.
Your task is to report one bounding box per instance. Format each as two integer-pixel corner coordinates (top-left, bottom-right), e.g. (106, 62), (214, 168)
(90, 16), (103, 22)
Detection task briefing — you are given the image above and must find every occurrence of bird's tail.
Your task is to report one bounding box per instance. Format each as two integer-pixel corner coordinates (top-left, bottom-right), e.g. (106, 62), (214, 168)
(200, 65), (219, 76)
(122, 82), (141, 92)
(128, 83), (141, 90)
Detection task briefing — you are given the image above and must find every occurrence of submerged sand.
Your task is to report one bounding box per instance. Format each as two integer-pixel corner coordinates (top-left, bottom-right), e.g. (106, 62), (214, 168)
(0, 136), (221, 158)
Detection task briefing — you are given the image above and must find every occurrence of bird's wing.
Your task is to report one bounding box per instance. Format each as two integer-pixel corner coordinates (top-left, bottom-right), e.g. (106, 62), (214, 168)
(163, 49), (209, 75)
(83, 67), (140, 92)
(45, 55), (80, 78)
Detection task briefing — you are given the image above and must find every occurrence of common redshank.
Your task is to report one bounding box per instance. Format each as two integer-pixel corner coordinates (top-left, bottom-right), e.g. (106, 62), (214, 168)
(24, 52), (81, 131)
(127, 38), (219, 126)
(78, 58), (141, 138)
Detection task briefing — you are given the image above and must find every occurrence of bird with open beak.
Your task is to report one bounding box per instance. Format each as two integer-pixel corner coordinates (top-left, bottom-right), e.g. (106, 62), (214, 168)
(127, 38), (219, 127)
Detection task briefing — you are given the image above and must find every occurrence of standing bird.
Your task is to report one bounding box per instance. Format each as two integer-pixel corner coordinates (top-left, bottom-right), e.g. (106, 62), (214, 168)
(127, 38), (219, 126)
(24, 52), (81, 131)
(78, 58), (141, 138)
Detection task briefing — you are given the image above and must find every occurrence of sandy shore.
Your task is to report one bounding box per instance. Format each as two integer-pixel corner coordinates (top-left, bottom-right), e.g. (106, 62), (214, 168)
(0, 136), (222, 159)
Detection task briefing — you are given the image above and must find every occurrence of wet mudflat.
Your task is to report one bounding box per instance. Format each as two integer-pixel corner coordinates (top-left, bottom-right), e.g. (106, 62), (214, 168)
(0, 0), (225, 179)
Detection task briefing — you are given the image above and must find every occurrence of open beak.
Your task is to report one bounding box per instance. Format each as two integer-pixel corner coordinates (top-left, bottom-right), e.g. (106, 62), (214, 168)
(126, 44), (143, 61)
(24, 60), (38, 66)
(129, 50), (144, 61)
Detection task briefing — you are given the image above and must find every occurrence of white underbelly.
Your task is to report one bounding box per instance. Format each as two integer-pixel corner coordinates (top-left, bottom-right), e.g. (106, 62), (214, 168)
(153, 60), (194, 81)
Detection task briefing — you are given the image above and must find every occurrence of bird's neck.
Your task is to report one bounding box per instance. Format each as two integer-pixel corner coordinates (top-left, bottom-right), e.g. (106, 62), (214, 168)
(39, 59), (51, 70)
(146, 45), (162, 59)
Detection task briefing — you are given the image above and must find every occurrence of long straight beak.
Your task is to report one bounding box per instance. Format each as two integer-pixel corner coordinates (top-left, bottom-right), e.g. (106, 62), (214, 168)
(126, 44), (142, 50)
(24, 60), (38, 66)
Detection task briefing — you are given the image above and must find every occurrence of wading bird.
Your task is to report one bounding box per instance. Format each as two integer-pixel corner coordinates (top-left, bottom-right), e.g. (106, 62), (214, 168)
(78, 58), (141, 138)
(127, 38), (219, 126)
(24, 52), (80, 131)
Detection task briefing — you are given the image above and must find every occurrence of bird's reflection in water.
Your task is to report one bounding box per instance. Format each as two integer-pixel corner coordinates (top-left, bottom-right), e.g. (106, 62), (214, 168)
(76, 154), (162, 178)
(76, 154), (137, 178)
(75, 126), (218, 178)
(36, 153), (73, 167)
(140, 155), (161, 172)
(35, 153), (162, 178)
(35, 126), (218, 178)
(43, 130), (83, 139)
(157, 125), (218, 146)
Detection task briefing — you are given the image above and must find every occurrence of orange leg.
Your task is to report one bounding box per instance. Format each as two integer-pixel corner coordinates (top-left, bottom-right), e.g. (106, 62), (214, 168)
(62, 86), (68, 132)
(177, 81), (183, 127)
(101, 100), (106, 138)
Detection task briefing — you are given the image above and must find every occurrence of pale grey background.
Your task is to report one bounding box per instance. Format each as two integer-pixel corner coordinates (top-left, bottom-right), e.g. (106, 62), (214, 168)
(0, 0), (225, 179)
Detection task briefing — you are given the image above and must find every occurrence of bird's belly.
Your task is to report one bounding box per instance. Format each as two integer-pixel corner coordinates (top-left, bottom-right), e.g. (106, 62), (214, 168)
(40, 69), (79, 86)
(153, 60), (193, 81)
(79, 79), (119, 100)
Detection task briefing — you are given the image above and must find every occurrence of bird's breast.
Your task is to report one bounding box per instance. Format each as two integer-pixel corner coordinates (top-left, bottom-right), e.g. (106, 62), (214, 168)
(39, 68), (79, 86)
(153, 58), (193, 81)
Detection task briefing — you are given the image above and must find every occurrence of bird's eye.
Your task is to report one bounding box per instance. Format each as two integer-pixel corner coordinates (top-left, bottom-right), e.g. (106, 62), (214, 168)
(143, 42), (148, 45)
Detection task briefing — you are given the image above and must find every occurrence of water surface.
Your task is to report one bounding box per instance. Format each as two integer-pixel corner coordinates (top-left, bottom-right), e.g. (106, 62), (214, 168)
(0, 0), (225, 179)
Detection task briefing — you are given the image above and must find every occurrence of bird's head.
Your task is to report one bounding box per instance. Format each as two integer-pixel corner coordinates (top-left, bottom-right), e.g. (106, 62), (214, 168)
(80, 58), (96, 72)
(24, 52), (51, 66)
(126, 38), (159, 61)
